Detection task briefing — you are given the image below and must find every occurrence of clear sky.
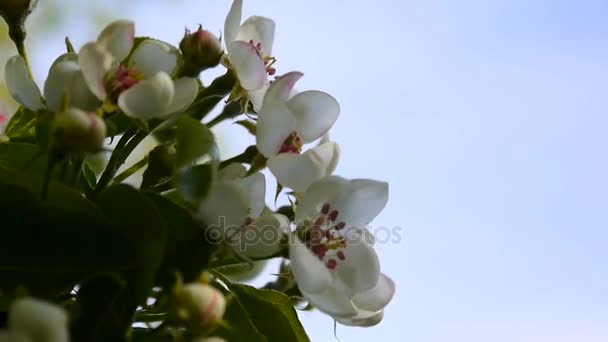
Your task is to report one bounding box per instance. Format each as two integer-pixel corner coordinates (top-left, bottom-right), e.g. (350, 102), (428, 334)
(21, 0), (608, 341)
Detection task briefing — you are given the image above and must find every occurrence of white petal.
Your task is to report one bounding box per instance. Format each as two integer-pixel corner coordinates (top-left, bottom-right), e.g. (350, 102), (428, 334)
(5, 55), (43, 111)
(263, 71), (303, 106)
(9, 297), (69, 342)
(44, 53), (79, 111)
(219, 163), (247, 180)
(300, 286), (358, 318)
(130, 39), (180, 78)
(331, 179), (389, 231)
(78, 42), (113, 100)
(295, 176), (348, 224)
(351, 273), (395, 312)
(224, 0), (243, 46)
(117, 72), (174, 119)
(228, 41), (266, 91)
(68, 71), (103, 111)
(96, 19), (135, 62)
(232, 213), (289, 257)
(267, 141), (340, 192)
(247, 80), (269, 113)
(287, 90), (340, 143)
(235, 16), (275, 56)
(199, 182), (250, 235)
(163, 77), (198, 115)
(288, 232), (331, 293)
(333, 239), (381, 295)
(232, 172), (265, 218)
(256, 101), (296, 158)
(336, 310), (384, 327)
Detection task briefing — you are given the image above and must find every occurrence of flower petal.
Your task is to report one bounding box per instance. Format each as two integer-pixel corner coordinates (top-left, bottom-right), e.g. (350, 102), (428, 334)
(235, 16), (275, 56)
(163, 77), (198, 115)
(336, 310), (384, 327)
(68, 71), (103, 111)
(247, 80), (269, 113)
(78, 42), (113, 100)
(232, 172), (265, 219)
(228, 40), (266, 90)
(351, 273), (395, 312)
(267, 141), (340, 192)
(199, 182), (250, 235)
(232, 213), (289, 257)
(263, 71), (303, 106)
(295, 175), (348, 224)
(288, 232), (331, 293)
(4, 55), (43, 111)
(299, 286), (358, 318)
(44, 53), (101, 112)
(287, 90), (340, 143)
(224, 0), (243, 46)
(331, 179), (389, 231)
(334, 239), (381, 295)
(256, 100), (296, 158)
(117, 72), (174, 119)
(130, 39), (180, 78)
(9, 297), (69, 342)
(219, 163), (247, 180)
(96, 19), (135, 62)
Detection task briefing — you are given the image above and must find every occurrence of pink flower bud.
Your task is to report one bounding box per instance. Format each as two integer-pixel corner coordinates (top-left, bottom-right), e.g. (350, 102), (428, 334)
(170, 283), (226, 332)
(179, 25), (223, 76)
(52, 108), (106, 153)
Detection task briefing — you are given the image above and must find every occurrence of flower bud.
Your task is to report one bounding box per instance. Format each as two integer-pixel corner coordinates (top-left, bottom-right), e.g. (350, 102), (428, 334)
(179, 25), (223, 76)
(52, 108), (106, 153)
(170, 283), (226, 332)
(0, 0), (38, 45)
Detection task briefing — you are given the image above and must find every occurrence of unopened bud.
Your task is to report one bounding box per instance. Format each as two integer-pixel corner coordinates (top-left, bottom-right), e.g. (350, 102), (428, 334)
(52, 108), (106, 153)
(170, 283), (226, 332)
(0, 0), (38, 46)
(179, 25), (223, 76)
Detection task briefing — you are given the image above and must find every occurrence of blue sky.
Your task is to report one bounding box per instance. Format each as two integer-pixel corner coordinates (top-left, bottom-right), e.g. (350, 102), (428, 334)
(22, 0), (608, 340)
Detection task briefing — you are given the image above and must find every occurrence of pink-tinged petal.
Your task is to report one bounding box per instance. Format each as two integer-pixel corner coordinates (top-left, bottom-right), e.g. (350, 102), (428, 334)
(295, 175), (348, 224)
(331, 179), (389, 231)
(299, 286), (358, 318)
(263, 71), (303, 106)
(333, 239), (381, 295)
(256, 101), (296, 157)
(224, 0), (243, 47)
(235, 16), (275, 56)
(229, 41), (266, 90)
(130, 39), (180, 78)
(267, 141), (340, 192)
(287, 90), (340, 143)
(117, 72), (174, 119)
(4, 55), (43, 111)
(163, 77), (198, 115)
(232, 213), (289, 257)
(336, 310), (384, 327)
(289, 232), (332, 293)
(351, 273), (395, 312)
(199, 182), (250, 236)
(232, 172), (265, 219)
(9, 297), (69, 342)
(78, 42), (113, 100)
(96, 19), (135, 62)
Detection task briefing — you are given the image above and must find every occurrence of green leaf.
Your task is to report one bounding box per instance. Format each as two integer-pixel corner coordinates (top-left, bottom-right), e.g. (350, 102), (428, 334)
(141, 145), (174, 189)
(175, 116), (214, 168)
(234, 119), (256, 135)
(4, 106), (37, 138)
(220, 284), (310, 342)
(177, 163), (216, 204)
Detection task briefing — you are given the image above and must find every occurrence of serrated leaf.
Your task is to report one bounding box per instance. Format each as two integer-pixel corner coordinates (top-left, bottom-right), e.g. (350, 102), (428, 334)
(175, 116), (214, 168)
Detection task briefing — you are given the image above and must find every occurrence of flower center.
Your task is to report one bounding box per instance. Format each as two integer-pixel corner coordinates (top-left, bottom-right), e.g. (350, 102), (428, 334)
(248, 40), (277, 76)
(299, 202), (348, 270)
(278, 131), (303, 154)
(105, 65), (142, 103)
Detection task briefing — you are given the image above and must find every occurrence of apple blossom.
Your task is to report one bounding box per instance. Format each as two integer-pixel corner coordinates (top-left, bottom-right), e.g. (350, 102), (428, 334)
(78, 20), (198, 120)
(198, 164), (289, 257)
(289, 176), (395, 326)
(223, 0), (276, 111)
(0, 297), (69, 342)
(256, 71), (340, 192)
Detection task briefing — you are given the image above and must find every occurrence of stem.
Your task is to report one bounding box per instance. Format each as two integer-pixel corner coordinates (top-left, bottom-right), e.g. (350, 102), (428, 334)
(111, 156), (148, 185)
(93, 127), (140, 195)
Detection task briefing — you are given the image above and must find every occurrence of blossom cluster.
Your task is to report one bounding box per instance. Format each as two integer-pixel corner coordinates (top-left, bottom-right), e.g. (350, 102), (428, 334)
(1, 0), (395, 337)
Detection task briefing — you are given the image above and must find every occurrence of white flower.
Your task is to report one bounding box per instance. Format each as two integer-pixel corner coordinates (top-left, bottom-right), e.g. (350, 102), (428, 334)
(224, 0), (276, 111)
(78, 20), (198, 120)
(4, 53), (100, 113)
(198, 164), (288, 257)
(289, 176), (394, 326)
(256, 71), (340, 192)
(0, 297), (69, 342)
